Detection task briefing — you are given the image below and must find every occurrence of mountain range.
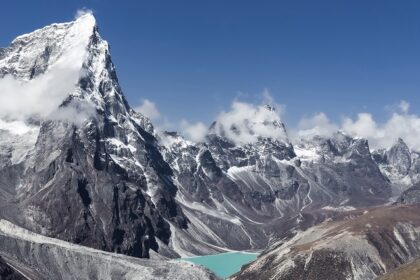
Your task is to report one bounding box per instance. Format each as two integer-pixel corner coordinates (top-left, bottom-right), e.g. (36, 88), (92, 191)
(0, 13), (419, 280)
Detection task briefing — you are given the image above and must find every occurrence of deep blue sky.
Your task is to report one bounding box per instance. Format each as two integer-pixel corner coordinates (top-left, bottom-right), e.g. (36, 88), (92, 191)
(1, 0), (420, 127)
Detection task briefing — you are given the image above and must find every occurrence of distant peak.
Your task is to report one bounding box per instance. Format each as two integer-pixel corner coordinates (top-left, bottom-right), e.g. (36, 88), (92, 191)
(208, 103), (289, 146)
(264, 104), (276, 112)
(393, 137), (408, 148)
(0, 12), (106, 121)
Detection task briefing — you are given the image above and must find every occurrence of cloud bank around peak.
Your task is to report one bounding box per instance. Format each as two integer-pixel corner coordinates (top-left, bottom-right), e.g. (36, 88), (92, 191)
(0, 11), (93, 125)
(138, 94), (420, 151)
(136, 90), (288, 145)
(292, 112), (339, 139)
(75, 8), (94, 19)
(293, 100), (420, 150)
(134, 99), (161, 121)
(180, 120), (208, 142)
(211, 96), (288, 145)
(341, 106), (420, 150)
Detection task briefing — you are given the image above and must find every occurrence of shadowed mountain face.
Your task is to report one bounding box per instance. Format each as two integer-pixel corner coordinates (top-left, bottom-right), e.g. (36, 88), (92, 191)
(0, 13), (420, 280)
(0, 256), (26, 280)
(159, 130), (392, 255)
(0, 14), (187, 260)
(373, 138), (420, 195)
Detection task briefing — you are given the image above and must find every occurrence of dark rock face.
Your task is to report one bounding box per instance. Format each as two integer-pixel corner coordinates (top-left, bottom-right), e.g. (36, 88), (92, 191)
(292, 132), (392, 208)
(388, 138), (412, 175)
(397, 182), (420, 205)
(0, 15), (186, 259)
(160, 130), (313, 254)
(159, 129), (392, 255)
(0, 257), (26, 280)
(372, 138), (420, 192)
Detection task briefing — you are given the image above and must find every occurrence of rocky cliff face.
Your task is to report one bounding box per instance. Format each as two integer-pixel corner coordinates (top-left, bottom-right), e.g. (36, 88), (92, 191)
(159, 127), (392, 256)
(0, 256), (26, 280)
(159, 126), (309, 255)
(373, 138), (420, 196)
(0, 14), (186, 259)
(397, 181), (420, 205)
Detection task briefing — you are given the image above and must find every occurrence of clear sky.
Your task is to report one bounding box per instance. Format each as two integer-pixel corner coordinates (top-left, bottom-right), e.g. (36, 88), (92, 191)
(1, 0), (420, 129)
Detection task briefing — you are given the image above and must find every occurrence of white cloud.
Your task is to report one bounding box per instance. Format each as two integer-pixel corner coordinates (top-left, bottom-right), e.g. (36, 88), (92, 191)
(342, 109), (420, 150)
(293, 100), (420, 150)
(136, 91), (288, 145)
(130, 94), (420, 151)
(292, 112), (339, 139)
(211, 91), (288, 145)
(342, 113), (379, 140)
(134, 99), (161, 121)
(75, 8), (93, 19)
(180, 120), (208, 142)
(0, 119), (37, 136)
(48, 99), (97, 126)
(0, 65), (82, 121)
(0, 12), (93, 124)
(399, 100), (410, 114)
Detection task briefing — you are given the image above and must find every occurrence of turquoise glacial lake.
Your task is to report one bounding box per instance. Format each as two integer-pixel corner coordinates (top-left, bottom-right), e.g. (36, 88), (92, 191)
(180, 252), (259, 279)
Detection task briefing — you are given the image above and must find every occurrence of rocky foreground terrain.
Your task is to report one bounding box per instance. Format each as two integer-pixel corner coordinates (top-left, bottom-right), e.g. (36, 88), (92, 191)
(0, 219), (216, 280)
(1, 12), (420, 280)
(232, 204), (420, 280)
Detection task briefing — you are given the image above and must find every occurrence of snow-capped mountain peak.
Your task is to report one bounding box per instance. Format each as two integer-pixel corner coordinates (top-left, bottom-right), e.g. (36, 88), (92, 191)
(208, 103), (290, 146)
(1, 13), (95, 81)
(387, 137), (412, 175)
(0, 13), (182, 261)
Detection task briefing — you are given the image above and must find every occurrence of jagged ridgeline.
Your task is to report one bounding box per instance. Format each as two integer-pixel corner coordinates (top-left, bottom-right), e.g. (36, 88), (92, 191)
(1, 12), (420, 280)
(0, 13), (188, 260)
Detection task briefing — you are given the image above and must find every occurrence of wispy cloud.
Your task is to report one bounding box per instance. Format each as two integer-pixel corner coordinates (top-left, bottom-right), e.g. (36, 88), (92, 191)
(133, 94), (420, 151)
(0, 10), (93, 125)
(75, 8), (93, 19)
(291, 112), (338, 139)
(210, 91), (287, 145)
(293, 100), (420, 150)
(138, 90), (287, 144)
(134, 99), (161, 121)
(180, 119), (208, 142)
(341, 103), (420, 150)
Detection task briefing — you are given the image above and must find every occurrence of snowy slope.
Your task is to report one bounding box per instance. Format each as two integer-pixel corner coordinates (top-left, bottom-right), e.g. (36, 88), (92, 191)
(0, 219), (218, 280)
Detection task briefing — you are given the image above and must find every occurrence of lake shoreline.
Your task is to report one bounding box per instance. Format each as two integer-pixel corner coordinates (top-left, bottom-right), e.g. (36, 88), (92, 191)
(177, 251), (260, 279)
